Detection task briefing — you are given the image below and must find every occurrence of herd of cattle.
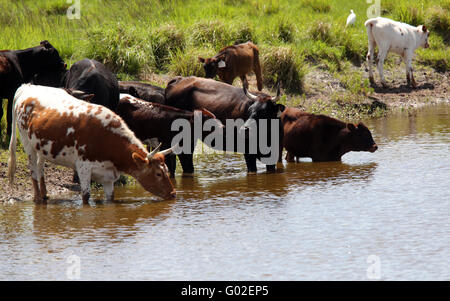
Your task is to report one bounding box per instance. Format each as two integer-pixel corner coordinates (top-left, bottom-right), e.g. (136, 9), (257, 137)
(1, 16), (431, 203)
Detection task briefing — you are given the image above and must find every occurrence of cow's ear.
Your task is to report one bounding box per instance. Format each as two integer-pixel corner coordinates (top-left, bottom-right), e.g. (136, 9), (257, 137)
(422, 25), (427, 32)
(347, 123), (356, 131)
(198, 57), (205, 63)
(40, 40), (54, 51)
(277, 104), (285, 113)
(132, 152), (148, 167)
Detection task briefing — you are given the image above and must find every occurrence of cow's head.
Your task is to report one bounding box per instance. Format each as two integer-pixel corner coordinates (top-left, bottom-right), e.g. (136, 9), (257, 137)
(346, 122), (378, 153)
(198, 54), (226, 78)
(32, 68), (68, 87)
(241, 84), (285, 131)
(418, 25), (430, 48)
(132, 143), (176, 200)
(35, 40), (67, 72)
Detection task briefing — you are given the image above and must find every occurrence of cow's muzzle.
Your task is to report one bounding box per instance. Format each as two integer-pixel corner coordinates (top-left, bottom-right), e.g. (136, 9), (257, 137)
(369, 144), (378, 153)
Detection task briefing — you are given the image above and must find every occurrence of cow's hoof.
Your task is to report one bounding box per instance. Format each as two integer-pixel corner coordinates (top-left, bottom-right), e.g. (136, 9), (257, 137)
(247, 171), (257, 175)
(182, 172), (194, 177)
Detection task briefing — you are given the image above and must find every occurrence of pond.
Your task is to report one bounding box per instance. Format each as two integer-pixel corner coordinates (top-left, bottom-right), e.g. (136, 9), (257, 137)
(0, 104), (449, 280)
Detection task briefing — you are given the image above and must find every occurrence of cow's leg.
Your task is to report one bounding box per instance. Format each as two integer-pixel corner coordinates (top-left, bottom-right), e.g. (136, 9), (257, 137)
(102, 181), (114, 202)
(178, 153), (194, 175)
(166, 154), (177, 177)
(240, 76), (249, 90)
(405, 54), (417, 88)
(377, 47), (389, 88)
(36, 155), (48, 201)
(266, 164), (276, 172)
(253, 58), (263, 91)
(244, 154), (257, 173)
(285, 151), (296, 162)
(27, 151), (43, 203)
(76, 161), (92, 204)
(366, 37), (376, 85)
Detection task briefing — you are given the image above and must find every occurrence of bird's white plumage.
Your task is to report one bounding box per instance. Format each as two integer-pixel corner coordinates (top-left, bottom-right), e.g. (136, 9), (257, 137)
(346, 9), (356, 27)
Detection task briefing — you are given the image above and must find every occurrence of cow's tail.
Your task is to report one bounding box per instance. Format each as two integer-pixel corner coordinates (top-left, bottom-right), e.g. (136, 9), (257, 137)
(365, 19), (376, 48)
(7, 89), (19, 186)
(252, 44), (263, 91)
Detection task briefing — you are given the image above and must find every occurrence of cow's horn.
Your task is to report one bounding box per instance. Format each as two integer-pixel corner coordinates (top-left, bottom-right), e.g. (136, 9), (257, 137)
(158, 144), (179, 156)
(243, 85), (259, 101)
(147, 143), (162, 159)
(271, 83), (281, 103)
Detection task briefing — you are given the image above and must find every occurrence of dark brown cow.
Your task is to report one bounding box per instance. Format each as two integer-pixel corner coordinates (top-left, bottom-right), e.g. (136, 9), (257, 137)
(198, 41), (263, 91)
(281, 107), (378, 162)
(165, 76), (285, 173)
(0, 41), (66, 139)
(116, 94), (223, 176)
(119, 81), (165, 104)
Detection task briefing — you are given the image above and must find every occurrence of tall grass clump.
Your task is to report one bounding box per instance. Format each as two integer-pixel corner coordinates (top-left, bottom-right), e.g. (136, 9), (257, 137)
(261, 46), (306, 94)
(251, 0), (280, 15)
(84, 23), (152, 75)
(151, 24), (186, 72)
(169, 47), (215, 77)
(191, 20), (234, 49)
(275, 18), (296, 43)
(231, 21), (258, 44)
(394, 5), (425, 26)
(426, 6), (450, 42)
(308, 21), (333, 43)
(300, 0), (331, 13)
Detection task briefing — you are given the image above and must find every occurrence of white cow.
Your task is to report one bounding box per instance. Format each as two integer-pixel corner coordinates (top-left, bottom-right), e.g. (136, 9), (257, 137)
(8, 84), (177, 204)
(365, 17), (430, 88)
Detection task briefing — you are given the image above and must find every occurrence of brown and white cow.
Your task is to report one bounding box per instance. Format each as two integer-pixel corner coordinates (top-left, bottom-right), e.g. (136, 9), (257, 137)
(8, 84), (176, 204)
(281, 107), (378, 162)
(198, 41), (263, 91)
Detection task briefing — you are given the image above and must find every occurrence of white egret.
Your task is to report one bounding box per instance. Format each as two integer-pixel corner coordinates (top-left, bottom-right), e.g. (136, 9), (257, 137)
(346, 9), (356, 27)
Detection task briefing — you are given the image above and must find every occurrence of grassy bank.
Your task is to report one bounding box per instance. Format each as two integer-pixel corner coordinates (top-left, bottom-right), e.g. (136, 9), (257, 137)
(0, 0), (449, 140)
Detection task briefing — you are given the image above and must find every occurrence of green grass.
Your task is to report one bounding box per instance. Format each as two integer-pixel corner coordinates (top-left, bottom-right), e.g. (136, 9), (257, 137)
(0, 0), (448, 138)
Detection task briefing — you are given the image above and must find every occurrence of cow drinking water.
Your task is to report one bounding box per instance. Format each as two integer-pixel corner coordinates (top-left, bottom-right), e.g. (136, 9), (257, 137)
(8, 84), (176, 204)
(281, 107), (378, 162)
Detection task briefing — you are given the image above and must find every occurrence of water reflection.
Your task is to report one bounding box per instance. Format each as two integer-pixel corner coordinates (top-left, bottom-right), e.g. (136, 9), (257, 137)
(30, 200), (174, 242)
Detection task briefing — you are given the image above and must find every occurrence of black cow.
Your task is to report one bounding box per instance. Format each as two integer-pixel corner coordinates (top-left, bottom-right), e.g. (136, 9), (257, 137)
(0, 41), (66, 139)
(32, 58), (119, 111)
(165, 76), (285, 173)
(119, 81), (165, 104)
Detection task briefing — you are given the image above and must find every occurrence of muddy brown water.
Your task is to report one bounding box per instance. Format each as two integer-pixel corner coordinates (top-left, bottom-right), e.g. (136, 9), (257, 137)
(0, 104), (449, 280)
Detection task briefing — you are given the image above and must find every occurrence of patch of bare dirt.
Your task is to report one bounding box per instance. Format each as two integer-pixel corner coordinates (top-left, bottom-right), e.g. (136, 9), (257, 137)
(0, 160), (76, 203)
